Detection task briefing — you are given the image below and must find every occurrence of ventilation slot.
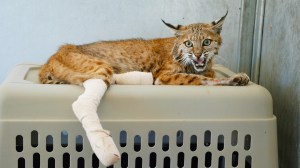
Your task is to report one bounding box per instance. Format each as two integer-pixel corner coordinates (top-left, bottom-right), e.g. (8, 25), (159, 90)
(245, 155), (252, 168)
(191, 156), (198, 168)
(92, 153), (99, 168)
(78, 157), (85, 168)
(205, 152), (212, 167)
(177, 152), (185, 168)
(149, 152), (157, 168)
(176, 130), (184, 147)
(121, 153), (128, 168)
(244, 134), (251, 150)
(135, 157), (142, 168)
(164, 157), (171, 168)
(33, 153), (40, 168)
(76, 135), (83, 152)
(48, 157), (55, 168)
(31, 130), (38, 148)
(134, 135), (141, 152)
(18, 157), (25, 168)
(190, 135), (197, 151)
(148, 130), (155, 147)
(204, 130), (211, 147)
(232, 151), (239, 167)
(218, 135), (224, 151)
(162, 135), (169, 151)
(16, 135), (23, 152)
(46, 135), (53, 152)
(231, 130), (238, 146)
(63, 153), (70, 168)
(219, 156), (225, 168)
(120, 131), (127, 147)
(61, 131), (68, 148)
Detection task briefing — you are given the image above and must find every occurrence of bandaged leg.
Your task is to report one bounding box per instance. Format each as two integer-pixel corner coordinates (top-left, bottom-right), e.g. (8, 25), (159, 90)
(72, 72), (152, 166)
(72, 79), (120, 166)
(113, 71), (153, 85)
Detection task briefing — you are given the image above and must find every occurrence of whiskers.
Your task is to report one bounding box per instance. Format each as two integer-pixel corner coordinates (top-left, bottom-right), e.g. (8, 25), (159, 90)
(174, 54), (192, 66)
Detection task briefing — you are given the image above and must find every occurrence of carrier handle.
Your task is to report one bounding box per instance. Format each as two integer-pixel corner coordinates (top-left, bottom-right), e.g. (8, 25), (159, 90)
(4, 64), (41, 84)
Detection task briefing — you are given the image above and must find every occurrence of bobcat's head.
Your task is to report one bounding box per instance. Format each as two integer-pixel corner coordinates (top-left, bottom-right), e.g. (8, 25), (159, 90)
(163, 12), (227, 73)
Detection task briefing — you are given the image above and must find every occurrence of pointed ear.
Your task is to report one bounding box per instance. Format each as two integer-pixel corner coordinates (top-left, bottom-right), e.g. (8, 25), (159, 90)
(211, 11), (228, 34)
(161, 19), (186, 36)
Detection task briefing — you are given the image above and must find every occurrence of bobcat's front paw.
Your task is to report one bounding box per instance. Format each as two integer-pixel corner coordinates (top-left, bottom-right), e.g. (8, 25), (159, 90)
(229, 73), (250, 86)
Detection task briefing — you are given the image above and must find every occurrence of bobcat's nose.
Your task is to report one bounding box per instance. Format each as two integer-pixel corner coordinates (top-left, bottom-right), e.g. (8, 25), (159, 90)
(194, 53), (202, 59)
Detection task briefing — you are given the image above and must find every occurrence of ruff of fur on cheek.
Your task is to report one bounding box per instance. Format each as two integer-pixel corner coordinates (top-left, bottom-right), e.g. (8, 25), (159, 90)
(178, 54), (190, 66)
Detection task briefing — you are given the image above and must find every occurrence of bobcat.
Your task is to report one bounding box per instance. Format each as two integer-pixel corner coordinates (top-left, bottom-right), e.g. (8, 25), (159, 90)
(39, 12), (249, 86)
(38, 13), (250, 166)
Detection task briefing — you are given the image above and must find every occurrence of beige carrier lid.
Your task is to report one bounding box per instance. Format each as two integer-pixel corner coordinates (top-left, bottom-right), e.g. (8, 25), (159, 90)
(0, 64), (273, 121)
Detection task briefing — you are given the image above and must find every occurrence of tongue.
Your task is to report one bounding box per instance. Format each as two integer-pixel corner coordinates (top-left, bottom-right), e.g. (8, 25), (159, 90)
(197, 59), (205, 64)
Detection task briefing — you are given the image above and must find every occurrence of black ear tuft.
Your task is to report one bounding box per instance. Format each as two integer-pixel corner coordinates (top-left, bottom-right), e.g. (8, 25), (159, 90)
(161, 19), (182, 30)
(212, 11), (228, 26)
(211, 11), (228, 34)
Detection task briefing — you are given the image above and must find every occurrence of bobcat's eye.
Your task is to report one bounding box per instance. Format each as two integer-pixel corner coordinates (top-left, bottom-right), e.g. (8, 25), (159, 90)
(203, 39), (211, 46)
(184, 40), (193, 48)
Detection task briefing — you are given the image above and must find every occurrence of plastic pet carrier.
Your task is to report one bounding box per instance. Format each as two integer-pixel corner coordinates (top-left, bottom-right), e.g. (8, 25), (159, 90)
(0, 64), (278, 168)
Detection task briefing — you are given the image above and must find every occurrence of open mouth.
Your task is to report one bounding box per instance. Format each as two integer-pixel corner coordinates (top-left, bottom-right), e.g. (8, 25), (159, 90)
(193, 57), (207, 69)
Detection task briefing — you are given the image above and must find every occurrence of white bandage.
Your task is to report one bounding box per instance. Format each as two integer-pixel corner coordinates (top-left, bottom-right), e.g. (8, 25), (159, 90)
(113, 71), (153, 85)
(72, 79), (120, 166)
(71, 72), (153, 166)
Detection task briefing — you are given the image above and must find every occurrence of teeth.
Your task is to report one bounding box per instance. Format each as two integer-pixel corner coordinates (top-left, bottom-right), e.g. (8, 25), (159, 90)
(195, 63), (204, 67)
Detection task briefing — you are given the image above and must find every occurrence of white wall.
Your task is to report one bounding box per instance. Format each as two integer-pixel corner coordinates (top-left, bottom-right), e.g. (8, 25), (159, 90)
(0, 0), (241, 82)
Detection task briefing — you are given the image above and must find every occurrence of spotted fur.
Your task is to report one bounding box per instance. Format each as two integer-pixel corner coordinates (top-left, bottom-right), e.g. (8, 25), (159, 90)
(39, 12), (249, 86)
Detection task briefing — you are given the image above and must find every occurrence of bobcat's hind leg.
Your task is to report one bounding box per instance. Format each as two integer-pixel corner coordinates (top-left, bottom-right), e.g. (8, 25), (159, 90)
(59, 52), (115, 86)
(40, 52), (114, 86)
(72, 79), (120, 166)
(40, 51), (120, 165)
